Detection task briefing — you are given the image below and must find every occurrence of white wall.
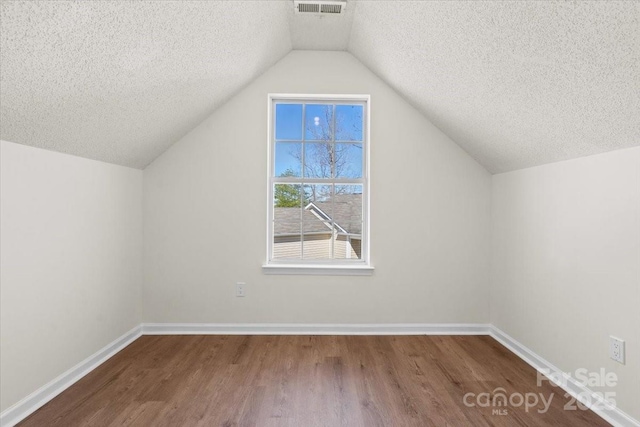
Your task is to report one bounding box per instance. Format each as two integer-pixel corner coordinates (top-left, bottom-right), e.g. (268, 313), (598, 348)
(2, 48), (637, 423)
(0, 141), (143, 412)
(143, 51), (492, 324)
(491, 146), (640, 421)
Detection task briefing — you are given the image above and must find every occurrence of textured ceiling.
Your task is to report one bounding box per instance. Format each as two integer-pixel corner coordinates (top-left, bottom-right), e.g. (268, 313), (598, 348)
(289, 2), (354, 50)
(349, 1), (640, 173)
(0, 1), (292, 168)
(1, 1), (639, 172)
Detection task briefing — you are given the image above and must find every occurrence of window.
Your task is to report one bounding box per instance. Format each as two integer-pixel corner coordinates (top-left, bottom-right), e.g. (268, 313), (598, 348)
(264, 94), (372, 275)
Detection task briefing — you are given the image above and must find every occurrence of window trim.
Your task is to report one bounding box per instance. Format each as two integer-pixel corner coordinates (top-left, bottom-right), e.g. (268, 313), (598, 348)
(263, 93), (372, 275)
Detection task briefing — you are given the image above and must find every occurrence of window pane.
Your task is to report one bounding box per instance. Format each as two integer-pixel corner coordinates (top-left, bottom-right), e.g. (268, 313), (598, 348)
(333, 231), (363, 259)
(274, 184), (303, 223)
(333, 185), (363, 228)
(273, 182), (303, 258)
(275, 104), (303, 140)
(335, 105), (363, 141)
(273, 223), (302, 260)
(275, 142), (302, 177)
(334, 143), (363, 179)
(302, 215), (331, 234)
(304, 142), (333, 178)
(270, 98), (367, 266)
(304, 184), (332, 206)
(305, 104), (333, 141)
(303, 184), (333, 260)
(303, 233), (332, 260)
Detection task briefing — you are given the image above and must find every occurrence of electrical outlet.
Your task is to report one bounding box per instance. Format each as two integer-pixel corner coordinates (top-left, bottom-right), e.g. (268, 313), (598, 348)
(609, 336), (625, 364)
(236, 282), (246, 297)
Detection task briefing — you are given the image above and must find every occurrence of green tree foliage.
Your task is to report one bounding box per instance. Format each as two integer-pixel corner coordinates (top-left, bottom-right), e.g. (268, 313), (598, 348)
(274, 169), (306, 207)
(274, 184), (300, 207)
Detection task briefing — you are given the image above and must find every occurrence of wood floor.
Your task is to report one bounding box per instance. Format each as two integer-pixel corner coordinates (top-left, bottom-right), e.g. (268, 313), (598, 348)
(19, 335), (608, 426)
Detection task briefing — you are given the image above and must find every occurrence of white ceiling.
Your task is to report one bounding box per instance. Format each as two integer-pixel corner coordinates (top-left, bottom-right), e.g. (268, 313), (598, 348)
(289, 2), (354, 50)
(1, 1), (638, 172)
(348, 1), (640, 173)
(0, 1), (292, 168)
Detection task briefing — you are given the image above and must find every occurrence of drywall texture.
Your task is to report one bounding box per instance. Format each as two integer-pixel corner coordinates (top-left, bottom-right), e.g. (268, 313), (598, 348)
(2, 1), (638, 173)
(289, 5), (354, 50)
(0, 1), (291, 168)
(143, 51), (492, 324)
(491, 147), (640, 420)
(0, 141), (143, 412)
(349, 1), (640, 173)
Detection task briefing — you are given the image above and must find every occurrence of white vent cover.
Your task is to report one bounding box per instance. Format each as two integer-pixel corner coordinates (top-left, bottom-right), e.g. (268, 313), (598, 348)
(294, 1), (346, 15)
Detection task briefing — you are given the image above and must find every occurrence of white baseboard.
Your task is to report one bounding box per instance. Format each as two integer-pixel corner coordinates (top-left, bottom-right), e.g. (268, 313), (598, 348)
(3, 324), (637, 427)
(489, 326), (639, 427)
(141, 322), (491, 335)
(0, 325), (142, 427)
(0, 322), (488, 426)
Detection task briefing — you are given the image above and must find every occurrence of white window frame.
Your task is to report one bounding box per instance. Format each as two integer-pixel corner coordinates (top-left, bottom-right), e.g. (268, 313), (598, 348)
(263, 94), (373, 275)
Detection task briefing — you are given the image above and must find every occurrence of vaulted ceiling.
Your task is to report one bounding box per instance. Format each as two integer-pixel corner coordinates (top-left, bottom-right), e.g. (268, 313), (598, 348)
(1, 1), (638, 173)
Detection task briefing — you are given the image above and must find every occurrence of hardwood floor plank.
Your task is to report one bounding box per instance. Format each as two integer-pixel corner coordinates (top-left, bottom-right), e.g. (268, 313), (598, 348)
(17, 335), (609, 427)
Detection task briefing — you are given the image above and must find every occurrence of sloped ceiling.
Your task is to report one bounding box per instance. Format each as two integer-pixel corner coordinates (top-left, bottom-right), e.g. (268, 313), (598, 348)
(348, 1), (640, 173)
(0, 1), (292, 168)
(1, 1), (638, 172)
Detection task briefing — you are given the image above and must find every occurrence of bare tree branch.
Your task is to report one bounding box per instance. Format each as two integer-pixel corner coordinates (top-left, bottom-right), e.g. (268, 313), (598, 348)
(288, 105), (361, 202)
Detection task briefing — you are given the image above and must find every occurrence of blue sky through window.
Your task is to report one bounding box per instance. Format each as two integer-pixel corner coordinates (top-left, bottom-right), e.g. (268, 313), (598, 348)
(275, 104), (302, 140)
(305, 104), (333, 141)
(274, 142), (301, 177)
(274, 102), (364, 179)
(336, 105), (363, 141)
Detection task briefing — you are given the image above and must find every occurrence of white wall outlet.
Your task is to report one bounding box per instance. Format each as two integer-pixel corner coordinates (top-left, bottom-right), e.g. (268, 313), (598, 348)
(609, 336), (625, 364)
(236, 282), (246, 297)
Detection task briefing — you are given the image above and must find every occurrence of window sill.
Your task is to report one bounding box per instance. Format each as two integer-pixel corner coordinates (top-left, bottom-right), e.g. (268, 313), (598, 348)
(262, 264), (375, 276)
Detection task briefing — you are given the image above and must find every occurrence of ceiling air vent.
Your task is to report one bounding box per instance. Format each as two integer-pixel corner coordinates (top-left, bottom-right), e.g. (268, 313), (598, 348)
(295, 1), (346, 15)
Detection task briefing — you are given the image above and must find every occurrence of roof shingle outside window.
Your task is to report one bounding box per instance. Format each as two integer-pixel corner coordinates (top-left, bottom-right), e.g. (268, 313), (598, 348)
(274, 194), (362, 236)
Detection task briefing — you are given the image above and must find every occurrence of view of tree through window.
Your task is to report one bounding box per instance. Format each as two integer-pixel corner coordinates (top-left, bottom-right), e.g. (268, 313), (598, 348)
(269, 98), (368, 263)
